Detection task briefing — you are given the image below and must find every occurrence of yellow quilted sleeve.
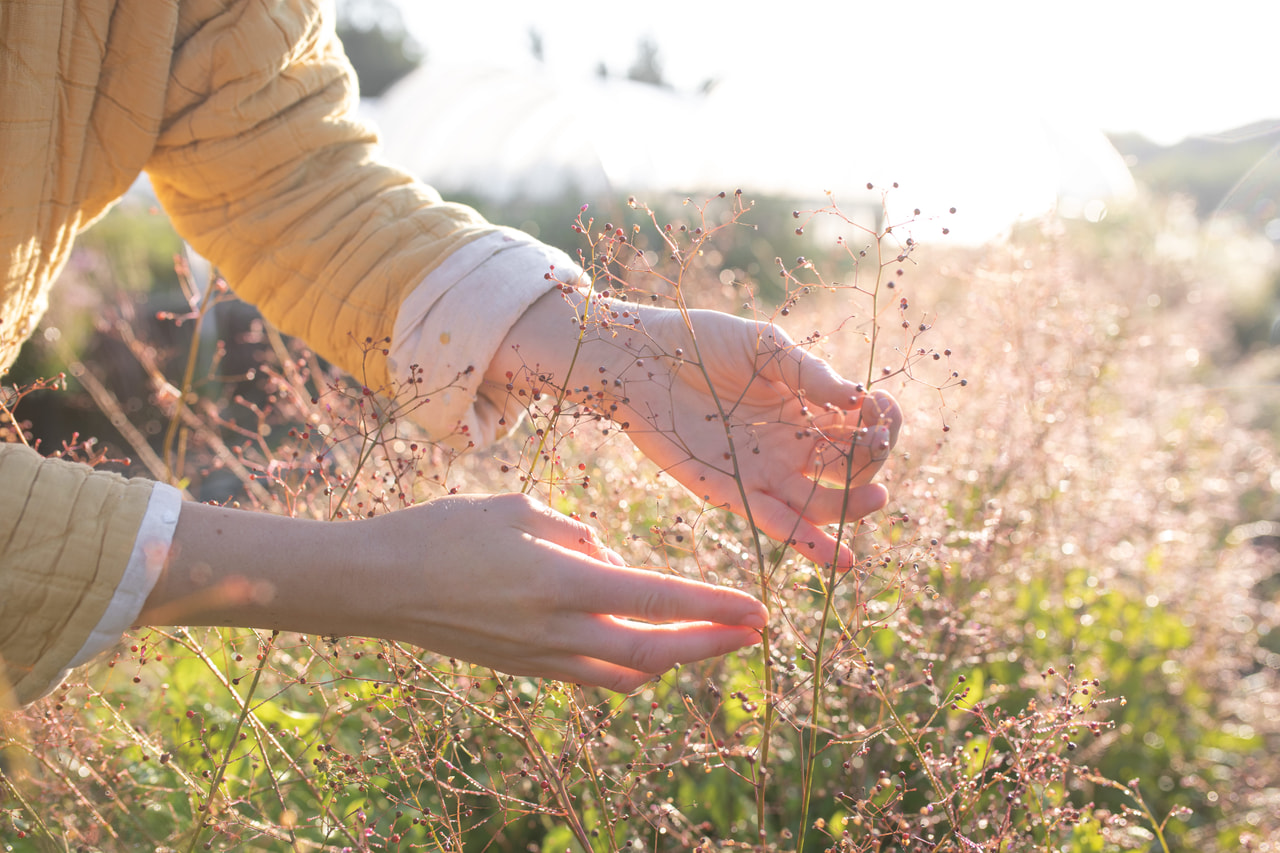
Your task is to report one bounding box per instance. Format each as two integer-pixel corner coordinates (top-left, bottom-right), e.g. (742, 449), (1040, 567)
(145, 0), (496, 394)
(0, 444), (153, 707)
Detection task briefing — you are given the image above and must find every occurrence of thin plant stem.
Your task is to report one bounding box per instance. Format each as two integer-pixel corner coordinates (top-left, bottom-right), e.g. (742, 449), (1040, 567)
(0, 389), (30, 448)
(494, 677), (595, 851)
(0, 764), (64, 850)
(186, 630), (277, 853)
(667, 278), (778, 839)
(520, 282), (593, 498)
(163, 266), (224, 486)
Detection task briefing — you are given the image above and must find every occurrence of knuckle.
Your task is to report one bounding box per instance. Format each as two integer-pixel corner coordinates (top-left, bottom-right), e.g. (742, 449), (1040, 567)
(498, 492), (554, 530)
(626, 637), (673, 676)
(633, 586), (671, 623)
(502, 491), (539, 513)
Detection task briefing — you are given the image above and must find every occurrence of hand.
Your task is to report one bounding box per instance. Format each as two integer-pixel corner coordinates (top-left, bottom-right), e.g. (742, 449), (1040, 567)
(144, 493), (768, 692)
(487, 291), (903, 568)
(614, 308), (902, 568)
(359, 494), (768, 690)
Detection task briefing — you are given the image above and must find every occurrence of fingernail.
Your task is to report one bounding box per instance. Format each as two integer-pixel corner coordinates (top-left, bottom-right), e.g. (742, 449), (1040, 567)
(740, 610), (768, 630)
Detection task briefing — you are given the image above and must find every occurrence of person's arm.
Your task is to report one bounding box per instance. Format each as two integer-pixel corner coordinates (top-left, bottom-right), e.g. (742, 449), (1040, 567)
(147, 0), (543, 440)
(143, 0), (903, 562)
(138, 493), (767, 692)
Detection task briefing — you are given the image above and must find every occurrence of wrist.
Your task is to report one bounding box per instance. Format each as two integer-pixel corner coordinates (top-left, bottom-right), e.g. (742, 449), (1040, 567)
(137, 502), (365, 638)
(483, 287), (672, 422)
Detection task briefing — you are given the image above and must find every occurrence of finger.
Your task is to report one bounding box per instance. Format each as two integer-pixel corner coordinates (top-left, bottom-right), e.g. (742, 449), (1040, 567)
(804, 392), (901, 486)
(751, 324), (863, 409)
(560, 562), (768, 628)
(745, 490), (855, 569)
(861, 390), (903, 446)
(776, 475), (894, 526)
(552, 618), (764, 682)
(496, 653), (655, 694)
(498, 621), (763, 693)
(805, 390), (902, 441)
(757, 485), (889, 568)
(805, 424), (895, 488)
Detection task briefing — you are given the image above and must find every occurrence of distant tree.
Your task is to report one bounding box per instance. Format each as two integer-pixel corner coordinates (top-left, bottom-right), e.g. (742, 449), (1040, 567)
(528, 27), (545, 62)
(335, 0), (424, 97)
(626, 37), (669, 88)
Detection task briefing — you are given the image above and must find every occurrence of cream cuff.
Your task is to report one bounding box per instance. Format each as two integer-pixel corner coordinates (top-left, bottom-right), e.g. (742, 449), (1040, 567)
(387, 229), (584, 449)
(60, 483), (184, 678)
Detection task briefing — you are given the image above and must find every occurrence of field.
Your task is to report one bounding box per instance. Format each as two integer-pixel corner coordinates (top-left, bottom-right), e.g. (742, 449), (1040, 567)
(2, 189), (1278, 852)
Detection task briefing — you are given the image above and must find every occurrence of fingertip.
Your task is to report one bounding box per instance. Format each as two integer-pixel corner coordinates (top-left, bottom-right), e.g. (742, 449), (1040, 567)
(824, 533), (855, 571)
(844, 483), (889, 526)
(709, 625), (765, 654)
(865, 483), (890, 513)
(738, 604), (768, 631)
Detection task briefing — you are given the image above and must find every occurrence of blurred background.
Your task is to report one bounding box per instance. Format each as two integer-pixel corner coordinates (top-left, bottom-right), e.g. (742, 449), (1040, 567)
(347, 0), (1280, 246)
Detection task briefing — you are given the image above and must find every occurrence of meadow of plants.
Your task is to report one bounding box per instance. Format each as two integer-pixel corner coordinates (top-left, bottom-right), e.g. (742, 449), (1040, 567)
(1, 186), (1277, 852)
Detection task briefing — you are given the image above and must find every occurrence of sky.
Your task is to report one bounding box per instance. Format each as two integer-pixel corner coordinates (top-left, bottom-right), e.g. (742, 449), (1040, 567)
(381, 1), (1280, 243)
(398, 0), (1279, 146)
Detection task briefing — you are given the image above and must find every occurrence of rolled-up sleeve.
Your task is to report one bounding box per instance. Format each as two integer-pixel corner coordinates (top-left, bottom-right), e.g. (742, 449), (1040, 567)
(146, 0), (564, 440)
(0, 445), (176, 707)
(388, 229), (585, 448)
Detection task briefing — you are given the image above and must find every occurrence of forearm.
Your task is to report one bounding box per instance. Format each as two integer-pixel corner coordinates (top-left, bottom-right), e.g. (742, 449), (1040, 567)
(136, 502), (376, 639)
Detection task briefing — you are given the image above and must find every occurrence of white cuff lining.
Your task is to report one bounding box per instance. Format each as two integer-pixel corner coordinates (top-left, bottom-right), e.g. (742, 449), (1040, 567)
(388, 229), (583, 447)
(65, 483), (184, 672)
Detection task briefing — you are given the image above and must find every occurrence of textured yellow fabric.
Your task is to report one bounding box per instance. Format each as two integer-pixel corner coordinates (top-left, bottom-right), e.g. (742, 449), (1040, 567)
(0, 444), (154, 706)
(149, 0), (495, 391)
(2, 0), (495, 387)
(1, 0), (507, 705)
(0, 1), (177, 371)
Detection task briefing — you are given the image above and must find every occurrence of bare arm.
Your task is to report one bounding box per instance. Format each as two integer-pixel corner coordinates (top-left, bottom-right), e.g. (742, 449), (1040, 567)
(138, 493), (767, 693)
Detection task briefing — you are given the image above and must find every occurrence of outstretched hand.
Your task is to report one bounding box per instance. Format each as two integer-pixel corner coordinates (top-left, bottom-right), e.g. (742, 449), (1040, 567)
(362, 493), (767, 690)
(613, 307), (902, 568)
(146, 493), (768, 693)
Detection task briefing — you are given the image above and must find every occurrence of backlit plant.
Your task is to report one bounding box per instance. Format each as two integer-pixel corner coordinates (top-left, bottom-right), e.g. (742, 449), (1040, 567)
(2, 189), (1276, 852)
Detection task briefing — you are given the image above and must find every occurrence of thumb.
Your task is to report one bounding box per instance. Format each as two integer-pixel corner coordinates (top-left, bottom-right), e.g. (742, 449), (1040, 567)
(751, 323), (863, 410)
